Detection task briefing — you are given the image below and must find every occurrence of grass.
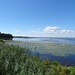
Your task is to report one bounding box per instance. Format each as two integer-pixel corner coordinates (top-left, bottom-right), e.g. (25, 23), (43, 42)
(0, 39), (5, 43)
(0, 40), (75, 75)
(0, 42), (75, 75)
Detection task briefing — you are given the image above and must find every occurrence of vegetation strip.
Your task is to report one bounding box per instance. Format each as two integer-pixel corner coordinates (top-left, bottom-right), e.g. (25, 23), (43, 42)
(6, 40), (75, 56)
(0, 40), (75, 75)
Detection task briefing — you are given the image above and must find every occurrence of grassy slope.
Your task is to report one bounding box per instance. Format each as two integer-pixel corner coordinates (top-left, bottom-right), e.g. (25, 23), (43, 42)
(0, 42), (75, 75)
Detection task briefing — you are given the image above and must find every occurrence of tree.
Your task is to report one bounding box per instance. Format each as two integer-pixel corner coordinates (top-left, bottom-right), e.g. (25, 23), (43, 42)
(0, 32), (13, 40)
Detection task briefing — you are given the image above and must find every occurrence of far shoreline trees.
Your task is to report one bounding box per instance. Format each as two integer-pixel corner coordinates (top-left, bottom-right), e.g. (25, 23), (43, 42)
(0, 32), (13, 40)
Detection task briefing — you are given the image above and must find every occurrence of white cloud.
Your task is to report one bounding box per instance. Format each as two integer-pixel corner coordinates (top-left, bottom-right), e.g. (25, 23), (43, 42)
(60, 30), (74, 34)
(15, 29), (20, 33)
(44, 26), (60, 34)
(31, 30), (38, 33)
(30, 26), (75, 37)
(31, 29), (42, 34)
(43, 26), (74, 34)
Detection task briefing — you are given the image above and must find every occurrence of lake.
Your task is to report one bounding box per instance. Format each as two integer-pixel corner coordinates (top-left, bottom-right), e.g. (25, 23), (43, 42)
(13, 37), (75, 45)
(13, 37), (75, 66)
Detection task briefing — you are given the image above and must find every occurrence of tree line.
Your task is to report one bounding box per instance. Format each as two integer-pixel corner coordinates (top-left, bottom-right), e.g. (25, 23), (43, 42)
(0, 32), (13, 40)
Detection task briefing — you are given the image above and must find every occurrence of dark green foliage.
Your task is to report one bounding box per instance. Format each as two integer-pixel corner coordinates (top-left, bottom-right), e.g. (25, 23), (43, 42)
(69, 67), (75, 75)
(0, 44), (75, 75)
(0, 32), (13, 40)
(52, 61), (60, 66)
(0, 39), (5, 43)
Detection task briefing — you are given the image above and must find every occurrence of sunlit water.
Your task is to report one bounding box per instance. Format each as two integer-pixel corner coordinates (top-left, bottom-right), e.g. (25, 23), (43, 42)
(13, 37), (75, 45)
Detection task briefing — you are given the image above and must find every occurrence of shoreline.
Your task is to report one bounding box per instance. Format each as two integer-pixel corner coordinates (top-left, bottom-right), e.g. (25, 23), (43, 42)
(5, 40), (75, 66)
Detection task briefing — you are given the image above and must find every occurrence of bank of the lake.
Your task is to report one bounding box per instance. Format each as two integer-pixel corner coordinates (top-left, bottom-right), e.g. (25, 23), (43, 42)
(1, 42), (75, 75)
(5, 39), (75, 66)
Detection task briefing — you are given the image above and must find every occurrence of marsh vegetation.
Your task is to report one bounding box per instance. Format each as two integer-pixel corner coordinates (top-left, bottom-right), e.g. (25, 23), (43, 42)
(0, 41), (75, 75)
(6, 41), (75, 56)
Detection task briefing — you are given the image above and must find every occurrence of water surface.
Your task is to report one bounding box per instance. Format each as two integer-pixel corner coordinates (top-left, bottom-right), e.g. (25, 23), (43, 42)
(12, 37), (75, 66)
(13, 37), (75, 44)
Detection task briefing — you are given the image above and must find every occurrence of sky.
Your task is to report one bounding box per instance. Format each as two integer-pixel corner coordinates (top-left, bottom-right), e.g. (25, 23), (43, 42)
(0, 0), (75, 37)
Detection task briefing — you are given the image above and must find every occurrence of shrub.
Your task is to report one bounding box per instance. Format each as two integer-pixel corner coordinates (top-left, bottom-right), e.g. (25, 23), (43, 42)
(0, 44), (75, 75)
(0, 39), (5, 43)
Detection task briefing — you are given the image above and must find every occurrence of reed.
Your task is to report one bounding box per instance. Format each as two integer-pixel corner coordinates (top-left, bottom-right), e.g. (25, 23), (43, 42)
(0, 43), (75, 75)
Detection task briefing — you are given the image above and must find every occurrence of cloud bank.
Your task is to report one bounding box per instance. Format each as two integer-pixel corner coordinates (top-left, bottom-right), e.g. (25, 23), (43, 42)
(44, 26), (60, 34)
(30, 26), (74, 37)
(44, 26), (74, 34)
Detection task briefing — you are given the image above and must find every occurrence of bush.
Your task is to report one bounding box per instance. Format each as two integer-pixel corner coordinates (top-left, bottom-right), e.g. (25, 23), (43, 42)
(0, 39), (5, 44)
(0, 44), (75, 75)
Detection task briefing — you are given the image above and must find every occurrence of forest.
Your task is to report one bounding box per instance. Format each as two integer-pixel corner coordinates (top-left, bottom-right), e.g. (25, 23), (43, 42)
(0, 32), (13, 40)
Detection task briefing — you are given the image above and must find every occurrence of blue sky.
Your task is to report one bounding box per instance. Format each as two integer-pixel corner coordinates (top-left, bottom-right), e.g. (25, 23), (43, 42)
(0, 0), (75, 37)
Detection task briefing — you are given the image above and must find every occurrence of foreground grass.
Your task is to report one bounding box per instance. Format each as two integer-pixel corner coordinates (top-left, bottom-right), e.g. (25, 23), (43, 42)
(0, 43), (75, 75)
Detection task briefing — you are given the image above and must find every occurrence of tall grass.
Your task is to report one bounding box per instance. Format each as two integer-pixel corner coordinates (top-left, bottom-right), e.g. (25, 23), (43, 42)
(0, 44), (75, 75)
(0, 39), (5, 43)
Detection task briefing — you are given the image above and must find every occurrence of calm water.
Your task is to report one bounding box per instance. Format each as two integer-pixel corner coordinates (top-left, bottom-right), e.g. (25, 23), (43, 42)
(40, 54), (75, 66)
(13, 37), (75, 45)
(32, 52), (75, 66)
(13, 37), (75, 66)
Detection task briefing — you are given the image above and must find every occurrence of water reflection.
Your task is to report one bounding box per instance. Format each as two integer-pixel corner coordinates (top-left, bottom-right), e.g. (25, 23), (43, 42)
(32, 52), (75, 66)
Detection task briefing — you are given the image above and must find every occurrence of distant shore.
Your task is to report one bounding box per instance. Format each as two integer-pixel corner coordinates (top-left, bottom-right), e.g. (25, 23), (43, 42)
(13, 36), (38, 38)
